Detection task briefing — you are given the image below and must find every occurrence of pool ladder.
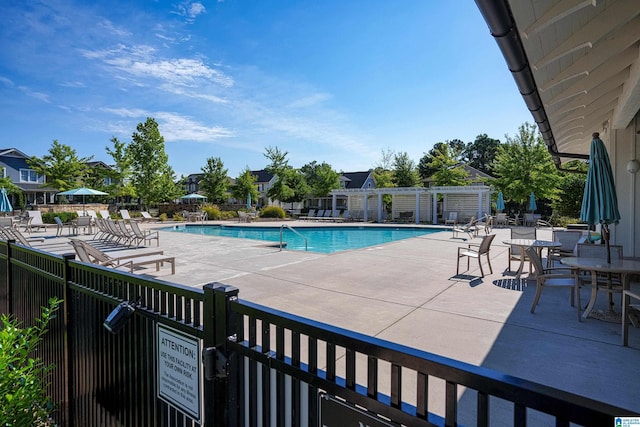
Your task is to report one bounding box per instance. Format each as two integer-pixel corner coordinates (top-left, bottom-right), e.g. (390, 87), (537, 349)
(280, 224), (308, 251)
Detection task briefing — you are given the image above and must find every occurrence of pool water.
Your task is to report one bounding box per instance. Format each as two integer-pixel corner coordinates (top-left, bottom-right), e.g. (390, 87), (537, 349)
(164, 225), (443, 254)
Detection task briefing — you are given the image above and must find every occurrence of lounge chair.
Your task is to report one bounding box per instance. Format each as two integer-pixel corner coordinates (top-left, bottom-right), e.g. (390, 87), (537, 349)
(119, 209), (132, 222)
(140, 211), (155, 222)
(71, 216), (93, 235)
(452, 216), (476, 240)
(0, 226), (72, 253)
(100, 210), (111, 219)
(26, 210), (55, 233)
(130, 221), (160, 247)
(456, 234), (495, 277)
(299, 209), (316, 221)
(70, 239), (175, 274)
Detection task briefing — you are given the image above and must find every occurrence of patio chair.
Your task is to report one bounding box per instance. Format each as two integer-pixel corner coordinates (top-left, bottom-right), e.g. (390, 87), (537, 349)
(54, 216), (72, 237)
(526, 246), (576, 314)
(100, 210), (111, 219)
(547, 230), (583, 267)
(71, 215), (93, 235)
(623, 289), (640, 346)
(507, 227), (537, 273)
(445, 212), (458, 226)
(70, 239), (174, 274)
(452, 216), (476, 240)
(456, 233), (495, 277)
(495, 213), (508, 227)
(524, 213), (537, 227)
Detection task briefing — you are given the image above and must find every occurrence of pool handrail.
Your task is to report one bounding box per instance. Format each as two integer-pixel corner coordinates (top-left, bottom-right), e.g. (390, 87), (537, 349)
(280, 224), (308, 251)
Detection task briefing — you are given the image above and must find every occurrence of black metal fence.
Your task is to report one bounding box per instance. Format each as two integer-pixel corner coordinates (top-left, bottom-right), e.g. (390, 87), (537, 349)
(0, 240), (632, 426)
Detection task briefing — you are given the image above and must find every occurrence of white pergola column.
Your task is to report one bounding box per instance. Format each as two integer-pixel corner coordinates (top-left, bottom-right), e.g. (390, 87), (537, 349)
(432, 191), (438, 225)
(363, 193), (369, 222)
(415, 193), (420, 224)
(332, 193), (337, 212)
(377, 192), (384, 223)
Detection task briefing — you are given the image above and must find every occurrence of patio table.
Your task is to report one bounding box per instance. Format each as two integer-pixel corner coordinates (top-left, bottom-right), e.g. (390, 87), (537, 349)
(503, 239), (561, 280)
(560, 257), (640, 335)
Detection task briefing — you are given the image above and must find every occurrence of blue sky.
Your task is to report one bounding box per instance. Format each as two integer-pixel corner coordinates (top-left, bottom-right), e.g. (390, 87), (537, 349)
(1, 1), (532, 178)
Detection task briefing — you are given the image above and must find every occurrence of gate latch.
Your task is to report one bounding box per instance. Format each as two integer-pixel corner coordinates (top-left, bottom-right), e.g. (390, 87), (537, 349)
(202, 347), (228, 380)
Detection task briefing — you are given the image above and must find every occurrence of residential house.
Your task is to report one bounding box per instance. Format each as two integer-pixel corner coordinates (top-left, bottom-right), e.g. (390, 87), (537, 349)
(422, 164), (493, 187)
(0, 148), (57, 206)
(252, 170), (276, 208)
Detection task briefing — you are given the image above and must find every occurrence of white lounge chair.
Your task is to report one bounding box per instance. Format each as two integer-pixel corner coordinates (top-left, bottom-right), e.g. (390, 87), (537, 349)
(70, 239), (174, 274)
(452, 216), (476, 240)
(26, 210), (55, 233)
(140, 211), (155, 222)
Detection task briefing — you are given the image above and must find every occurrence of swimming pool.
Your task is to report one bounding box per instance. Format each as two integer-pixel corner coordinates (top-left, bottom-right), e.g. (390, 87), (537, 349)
(164, 224), (443, 254)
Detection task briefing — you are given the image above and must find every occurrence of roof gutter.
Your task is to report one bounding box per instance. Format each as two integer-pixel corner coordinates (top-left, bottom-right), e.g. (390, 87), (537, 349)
(473, 0), (589, 166)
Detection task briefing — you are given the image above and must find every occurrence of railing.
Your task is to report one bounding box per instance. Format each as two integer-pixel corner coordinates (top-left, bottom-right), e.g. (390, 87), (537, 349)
(280, 224), (308, 251)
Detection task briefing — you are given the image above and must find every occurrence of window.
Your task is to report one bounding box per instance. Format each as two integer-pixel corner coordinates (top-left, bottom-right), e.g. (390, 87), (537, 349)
(0, 167), (5, 178)
(20, 169), (40, 183)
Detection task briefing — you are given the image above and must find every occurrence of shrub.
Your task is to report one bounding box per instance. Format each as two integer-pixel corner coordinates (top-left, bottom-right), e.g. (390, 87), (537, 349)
(42, 211), (77, 224)
(173, 213), (184, 221)
(159, 213), (168, 222)
(220, 210), (237, 220)
(0, 298), (62, 426)
(548, 213), (582, 228)
(202, 205), (221, 220)
(260, 205), (286, 219)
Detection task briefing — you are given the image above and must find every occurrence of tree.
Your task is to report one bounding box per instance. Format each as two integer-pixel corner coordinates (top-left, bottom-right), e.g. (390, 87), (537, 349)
(300, 161), (340, 198)
(392, 152), (421, 187)
(231, 168), (259, 205)
(264, 146), (296, 204)
(27, 140), (92, 191)
(418, 140), (465, 180)
(427, 144), (468, 186)
(278, 168), (310, 210)
(462, 134), (501, 175)
(552, 160), (588, 217)
(491, 122), (559, 210)
(127, 118), (180, 207)
(199, 157), (229, 204)
(105, 137), (136, 204)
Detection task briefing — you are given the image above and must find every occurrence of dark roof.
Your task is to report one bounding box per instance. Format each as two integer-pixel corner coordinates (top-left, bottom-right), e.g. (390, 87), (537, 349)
(15, 183), (58, 192)
(86, 160), (112, 169)
(251, 170), (274, 182)
(461, 165), (493, 180)
(0, 148), (30, 159)
(341, 171), (372, 189)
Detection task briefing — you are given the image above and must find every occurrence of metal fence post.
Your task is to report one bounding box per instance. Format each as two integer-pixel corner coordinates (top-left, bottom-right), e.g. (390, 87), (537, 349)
(203, 282), (239, 427)
(61, 253), (75, 427)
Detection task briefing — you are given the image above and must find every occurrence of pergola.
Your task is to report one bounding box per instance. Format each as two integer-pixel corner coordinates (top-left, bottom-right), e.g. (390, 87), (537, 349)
(329, 185), (493, 224)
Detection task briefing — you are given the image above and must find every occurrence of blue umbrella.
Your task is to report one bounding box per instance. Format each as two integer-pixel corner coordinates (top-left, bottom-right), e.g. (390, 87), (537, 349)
(0, 187), (12, 214)
(528, 192), (537, 212)
(496, 192), (505, 211)
(580, 133), (620, 263)
(57, 187), (109, 214)
(246, 192), (251, 210)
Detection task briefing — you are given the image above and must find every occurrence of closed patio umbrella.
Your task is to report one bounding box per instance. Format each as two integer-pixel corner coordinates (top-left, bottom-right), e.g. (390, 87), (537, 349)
(580, 133), (621, 264)
(496, 191), (505, 212)
(528, 192), (537, 212)
(0, 187), (12, 215)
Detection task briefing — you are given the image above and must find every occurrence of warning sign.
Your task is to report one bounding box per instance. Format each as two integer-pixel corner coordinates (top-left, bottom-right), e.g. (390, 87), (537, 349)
(157, 324), (201, 421)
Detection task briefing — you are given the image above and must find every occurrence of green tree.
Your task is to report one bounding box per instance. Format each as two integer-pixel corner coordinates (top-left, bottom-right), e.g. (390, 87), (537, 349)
(300, 161), (340, 198)
(392, 152), (421, 187)
(105, 137), (136, 204)
(231, 168), (259, 205)
(372, 148), (395, 212)
(427, 144), (468, 186)
(491, 122), (560, 210)
(199, 157), (229, 204)
(128, 118), (179, 207)
(462, 134), (501, 175)
(279, 168), (310, 210)
(553, 160), (588, 217)
(418, 139), (465, 180)
(27, 140), (92, 191)
(264, 146), (296, 204)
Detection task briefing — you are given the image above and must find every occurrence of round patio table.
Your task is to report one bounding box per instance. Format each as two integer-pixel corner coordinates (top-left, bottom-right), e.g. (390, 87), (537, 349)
(503, 239), (561, 280)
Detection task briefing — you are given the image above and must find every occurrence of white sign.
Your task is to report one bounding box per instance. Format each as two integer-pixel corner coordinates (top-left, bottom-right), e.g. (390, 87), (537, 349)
(157, 324), (201, 421)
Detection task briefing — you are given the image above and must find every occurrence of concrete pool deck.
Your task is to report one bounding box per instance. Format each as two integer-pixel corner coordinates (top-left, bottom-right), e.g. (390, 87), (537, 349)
(86, 220), (640, 417)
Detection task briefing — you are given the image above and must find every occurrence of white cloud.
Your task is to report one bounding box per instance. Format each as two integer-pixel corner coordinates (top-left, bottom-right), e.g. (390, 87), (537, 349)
(173, 1), (206, 22)
(99, 19), (131, 37)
